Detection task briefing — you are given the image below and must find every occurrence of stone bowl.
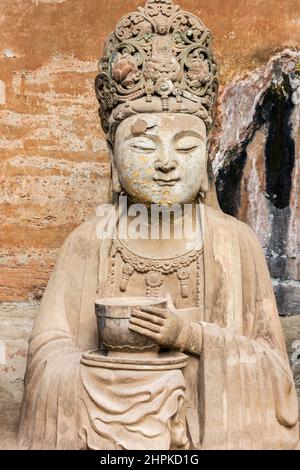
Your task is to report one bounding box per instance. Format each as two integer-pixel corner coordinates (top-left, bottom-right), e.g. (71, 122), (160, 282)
(95, 297), (166, 354)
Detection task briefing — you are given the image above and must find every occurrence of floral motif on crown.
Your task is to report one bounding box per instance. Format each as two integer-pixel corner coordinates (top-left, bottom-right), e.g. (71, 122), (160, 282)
(95, 0), (218, 134)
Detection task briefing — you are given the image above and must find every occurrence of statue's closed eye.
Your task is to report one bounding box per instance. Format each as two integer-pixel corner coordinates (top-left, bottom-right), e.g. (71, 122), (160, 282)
(175, 136), (202, 153)
(129, 139), (157, 153)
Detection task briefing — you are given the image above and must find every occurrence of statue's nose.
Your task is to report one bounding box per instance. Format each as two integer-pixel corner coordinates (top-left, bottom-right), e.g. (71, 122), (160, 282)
(155, 157), (177, 173)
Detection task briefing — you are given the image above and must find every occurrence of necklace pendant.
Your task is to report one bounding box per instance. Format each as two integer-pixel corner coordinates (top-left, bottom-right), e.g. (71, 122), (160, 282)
(120, 263), (135, 292)
(177, 268), (190, 298)
(145, 271), (163, 298)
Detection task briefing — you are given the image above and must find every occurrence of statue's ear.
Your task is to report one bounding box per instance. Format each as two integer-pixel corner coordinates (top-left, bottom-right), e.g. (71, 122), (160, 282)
(199, 150), (209, 194)
(107, 139), (122, 194)
(200, 168), (209, 193)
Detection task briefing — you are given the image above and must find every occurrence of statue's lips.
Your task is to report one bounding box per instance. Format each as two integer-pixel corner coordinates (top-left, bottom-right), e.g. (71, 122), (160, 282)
(153, 177), (181, 186)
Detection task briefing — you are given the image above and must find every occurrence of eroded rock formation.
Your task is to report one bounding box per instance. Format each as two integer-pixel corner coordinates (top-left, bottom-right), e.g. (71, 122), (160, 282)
(214, 50), (300, 315)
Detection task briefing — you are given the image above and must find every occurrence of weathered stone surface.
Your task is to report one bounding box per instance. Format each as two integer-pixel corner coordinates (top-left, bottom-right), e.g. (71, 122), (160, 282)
(214, 50), (300, 315)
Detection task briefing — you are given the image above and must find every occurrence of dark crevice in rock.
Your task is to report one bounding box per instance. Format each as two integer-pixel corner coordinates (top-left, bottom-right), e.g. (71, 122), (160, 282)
(215, 97), (266, 217)
(263, 75), (295, 210)
(216, 72), (295, 219)
(257, 74), (295, 283)
(215, 145), (248, 217)
(215, 67), (297, 314)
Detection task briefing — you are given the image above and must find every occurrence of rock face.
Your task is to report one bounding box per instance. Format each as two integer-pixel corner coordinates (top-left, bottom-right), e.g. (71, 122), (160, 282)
(0, 54), (110, 302)
(214, 50), (300, 315)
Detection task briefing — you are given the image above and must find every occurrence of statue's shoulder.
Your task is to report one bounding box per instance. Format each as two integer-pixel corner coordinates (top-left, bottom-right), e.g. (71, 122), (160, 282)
(204, 205), (261, 249)
(61, 216), (101, 251)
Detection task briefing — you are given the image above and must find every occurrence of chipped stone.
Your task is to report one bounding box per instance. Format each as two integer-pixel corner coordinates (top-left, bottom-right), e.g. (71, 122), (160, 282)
(3, 49), (17, 58)
(131, 119), (148, 136)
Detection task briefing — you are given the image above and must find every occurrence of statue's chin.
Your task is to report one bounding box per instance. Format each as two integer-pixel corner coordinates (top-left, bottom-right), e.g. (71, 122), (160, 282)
(123, 189), (200, 208)
(125, 195), (195, 208)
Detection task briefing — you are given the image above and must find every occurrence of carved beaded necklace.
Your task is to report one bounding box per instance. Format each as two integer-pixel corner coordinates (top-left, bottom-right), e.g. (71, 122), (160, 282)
(109, 236), (203, 307)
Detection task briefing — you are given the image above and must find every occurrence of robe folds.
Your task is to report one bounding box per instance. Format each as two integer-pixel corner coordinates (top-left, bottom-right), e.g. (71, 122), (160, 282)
(18, 204), (299, 450)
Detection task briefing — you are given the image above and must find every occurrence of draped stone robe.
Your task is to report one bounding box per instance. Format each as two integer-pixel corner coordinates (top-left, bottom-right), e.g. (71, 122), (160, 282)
(18, 204), (299, 450)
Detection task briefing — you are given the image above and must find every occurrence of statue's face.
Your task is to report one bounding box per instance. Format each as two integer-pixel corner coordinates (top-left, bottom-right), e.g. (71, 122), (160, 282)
(113, 113), (207, 206)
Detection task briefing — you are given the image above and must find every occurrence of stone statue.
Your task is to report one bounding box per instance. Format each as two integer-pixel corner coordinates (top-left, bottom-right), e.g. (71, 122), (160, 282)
(18, 0), (299, 450)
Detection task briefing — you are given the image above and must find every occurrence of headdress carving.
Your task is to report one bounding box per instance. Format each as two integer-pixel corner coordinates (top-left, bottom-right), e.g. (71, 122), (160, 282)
(95, 0), (218, 139)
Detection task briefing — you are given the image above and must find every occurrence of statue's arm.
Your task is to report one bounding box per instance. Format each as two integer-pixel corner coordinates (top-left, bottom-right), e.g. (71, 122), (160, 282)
(181, 223), (299, 432)
(180, 222), (290, 360)
(19, 218), (100, 449)
(30, 217), (100, 345)
(129, 219), (292, 368)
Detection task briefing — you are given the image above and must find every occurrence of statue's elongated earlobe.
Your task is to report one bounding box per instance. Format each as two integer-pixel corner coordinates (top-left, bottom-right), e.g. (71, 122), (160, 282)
(107, 140), (122, 195)
(111, 161), (122, 195)
(200, 169), (209, 194)
(198, 144), (210, 194)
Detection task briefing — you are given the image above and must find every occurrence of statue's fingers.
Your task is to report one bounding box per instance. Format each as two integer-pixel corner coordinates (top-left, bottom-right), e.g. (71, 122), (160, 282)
(128, 324), (159, 341)
(131, 310), (165, 325)
(129, 317), (161, 333)
(139, 306), (167, 318)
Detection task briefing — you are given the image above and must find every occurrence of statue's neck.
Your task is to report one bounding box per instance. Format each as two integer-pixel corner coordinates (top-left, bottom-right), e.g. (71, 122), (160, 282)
(116, 197), (202, 259)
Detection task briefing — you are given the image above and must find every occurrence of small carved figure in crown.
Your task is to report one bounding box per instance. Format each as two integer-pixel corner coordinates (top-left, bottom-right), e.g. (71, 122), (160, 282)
(145, 36), (180, 81)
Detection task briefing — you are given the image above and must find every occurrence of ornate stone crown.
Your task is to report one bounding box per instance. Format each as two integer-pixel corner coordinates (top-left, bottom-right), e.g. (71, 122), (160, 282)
(95, 0), (218, 139)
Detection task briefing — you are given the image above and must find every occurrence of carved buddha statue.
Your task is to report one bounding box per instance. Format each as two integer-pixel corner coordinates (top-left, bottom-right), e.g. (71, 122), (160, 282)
(19, 0), (299, 450)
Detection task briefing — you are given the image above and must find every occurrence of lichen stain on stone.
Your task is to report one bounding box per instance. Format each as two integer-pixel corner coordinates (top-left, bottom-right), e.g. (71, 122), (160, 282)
(131, 171), (141, 179)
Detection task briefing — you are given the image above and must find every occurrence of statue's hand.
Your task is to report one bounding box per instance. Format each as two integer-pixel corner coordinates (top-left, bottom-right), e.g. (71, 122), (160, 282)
(129, 294), (193, 351)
